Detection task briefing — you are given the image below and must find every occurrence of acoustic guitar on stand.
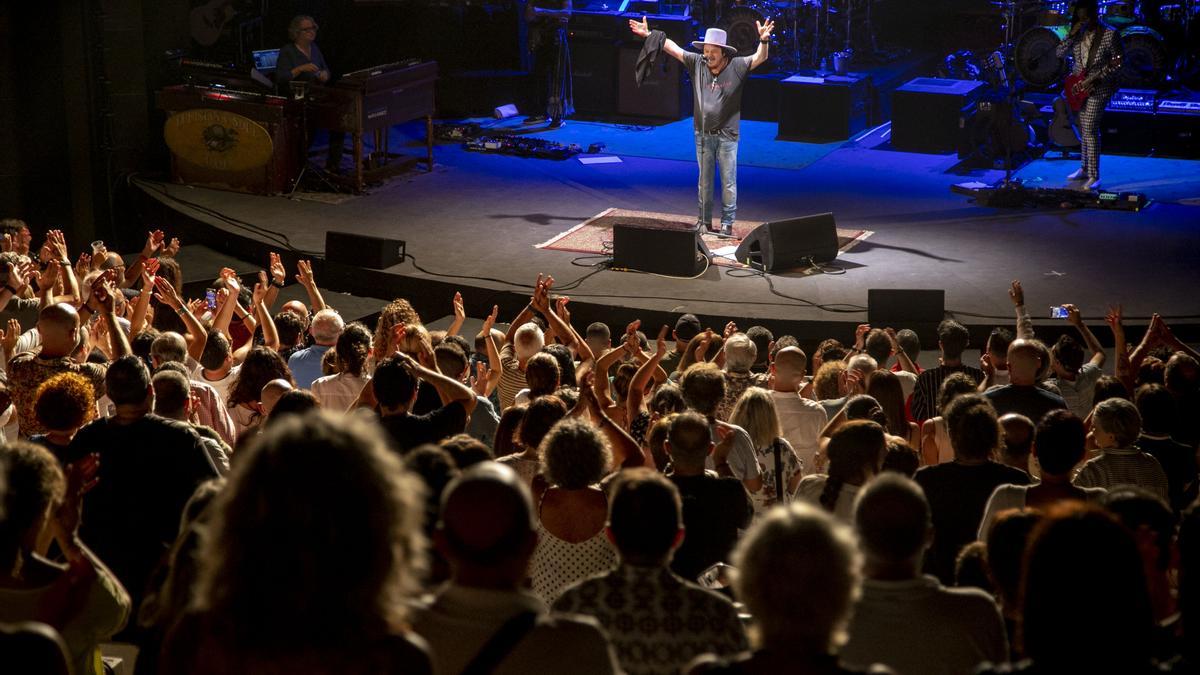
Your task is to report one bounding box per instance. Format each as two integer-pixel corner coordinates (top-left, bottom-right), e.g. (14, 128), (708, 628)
(1063, 54), (1122, 112)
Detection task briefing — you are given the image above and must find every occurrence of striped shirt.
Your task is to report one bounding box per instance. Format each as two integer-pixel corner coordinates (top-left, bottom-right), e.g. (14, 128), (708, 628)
(1074, 447), (1170, 501)
(497, 343), (528, 411)
(910, 364), (985, 422)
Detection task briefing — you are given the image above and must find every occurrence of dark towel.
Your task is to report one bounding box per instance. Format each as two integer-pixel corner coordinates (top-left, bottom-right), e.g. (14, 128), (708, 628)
(635, 30), (667, 87)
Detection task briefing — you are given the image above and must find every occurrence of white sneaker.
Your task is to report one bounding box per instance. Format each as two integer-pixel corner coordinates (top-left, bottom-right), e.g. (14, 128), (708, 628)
(1067, 168), (1086, 180)
(1082, 177), (1101, 190)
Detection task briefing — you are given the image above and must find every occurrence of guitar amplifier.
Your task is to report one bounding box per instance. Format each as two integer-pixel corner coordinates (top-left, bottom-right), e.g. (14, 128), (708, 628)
(892, 78), (985, 152)
(1154, 95), (1200, 158)
(1102, 96), (1155, 155)
(778, 72), (869, 141)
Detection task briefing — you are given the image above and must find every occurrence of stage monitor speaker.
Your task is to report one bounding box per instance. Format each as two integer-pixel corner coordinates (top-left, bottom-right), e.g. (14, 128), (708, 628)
(612, 221), (710, 276)
(326, 231), (406, 270)
(733, 213), (839, 271)
(867, 289), (945, 340)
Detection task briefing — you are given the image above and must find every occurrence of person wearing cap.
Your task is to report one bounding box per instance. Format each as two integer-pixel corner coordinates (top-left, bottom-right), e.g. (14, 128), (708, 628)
(629, 17), (774, 238)
(662, 313), (703, 374)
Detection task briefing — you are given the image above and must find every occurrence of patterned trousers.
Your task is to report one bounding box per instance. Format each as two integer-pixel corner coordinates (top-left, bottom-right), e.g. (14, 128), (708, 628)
(1077, 90), (1110, 179)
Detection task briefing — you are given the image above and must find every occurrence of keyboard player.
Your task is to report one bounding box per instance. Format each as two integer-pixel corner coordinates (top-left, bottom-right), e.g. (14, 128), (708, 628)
(275, 15), (345, 173)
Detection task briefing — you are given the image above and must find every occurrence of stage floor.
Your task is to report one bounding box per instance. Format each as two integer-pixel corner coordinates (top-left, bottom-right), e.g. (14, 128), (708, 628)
(135, 118), (1200, 342)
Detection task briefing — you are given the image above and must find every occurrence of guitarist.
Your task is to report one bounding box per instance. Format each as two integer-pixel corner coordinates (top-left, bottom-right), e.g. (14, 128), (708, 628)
(1056, 0), (1123, 190)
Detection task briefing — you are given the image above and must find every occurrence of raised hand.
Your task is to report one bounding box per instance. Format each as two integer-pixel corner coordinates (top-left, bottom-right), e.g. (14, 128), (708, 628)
(655, 325), (669, 357)
(92, 278), (118, 313)
(481, 304), (499, 334)
(154, 276), (183, 309)
(555, 296), (571, 323)
(1, 233), (11, 253)
(756, 18), (775, 40)
(142, 229), (166, 258)
(1009, 280), (1024, 307)
(269, 252), (286, 286)
(252, 271), (269, 306)
(452, 291), (465, 323)
(695, 328), (714, 362)
(1063, 303), (1082, 326)
(980, 352), (995, 378)
(628, 15), (650, 38)
(219, 267), (241, 293)
(1105, 304), (1123, 329)
(47, 230), (70, 263)
(37, 260), (60, 291)
(164, 237), (181, 258)
(1, 318), (21, 356)
(854, 323), (871, 349)
(295, 259), (316, 287)
(75, 252), (91, 279)
(723, 321), (738, 340)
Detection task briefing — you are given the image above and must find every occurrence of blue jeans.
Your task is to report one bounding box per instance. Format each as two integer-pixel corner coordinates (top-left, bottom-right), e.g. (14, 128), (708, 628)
(695, 131), (738, 228)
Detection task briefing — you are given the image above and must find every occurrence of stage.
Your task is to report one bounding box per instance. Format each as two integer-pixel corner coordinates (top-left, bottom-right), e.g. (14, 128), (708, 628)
(133, 116), (1200, 346)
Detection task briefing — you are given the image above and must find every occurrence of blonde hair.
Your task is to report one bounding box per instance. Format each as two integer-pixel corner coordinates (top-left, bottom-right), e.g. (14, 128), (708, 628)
(729, 387), (782, 450)
(372, 298), (422, 358)
(813, 360), (847, 401)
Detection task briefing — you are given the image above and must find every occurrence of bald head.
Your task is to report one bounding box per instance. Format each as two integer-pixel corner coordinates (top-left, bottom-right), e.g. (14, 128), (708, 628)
(771, 346), (808, 390)
(1007, 339), (1046, 385)
(282, 300), (309, 322)
(38, 303), (81, 357)
(259, 378), (294, 415)
(999, 413), (1035, 472)
(438, 463), (535, 572)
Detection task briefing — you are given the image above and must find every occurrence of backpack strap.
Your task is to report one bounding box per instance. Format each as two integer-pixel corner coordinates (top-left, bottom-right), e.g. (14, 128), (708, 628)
(460, 611), (540, 675)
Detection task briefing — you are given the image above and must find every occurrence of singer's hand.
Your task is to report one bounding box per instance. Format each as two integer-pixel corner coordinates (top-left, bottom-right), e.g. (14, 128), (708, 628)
(629, 16), (650, 38)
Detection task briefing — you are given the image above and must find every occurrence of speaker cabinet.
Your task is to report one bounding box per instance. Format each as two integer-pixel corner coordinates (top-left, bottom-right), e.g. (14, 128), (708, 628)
(733, 213), (839, 271)
(612, 221), (710, 276)
(892, 78), (985, 153)
(617, 45), (692, 120)
(571, 39), (618, 116)
(778, 73), (869, 141)
(326, 231), (406, 270)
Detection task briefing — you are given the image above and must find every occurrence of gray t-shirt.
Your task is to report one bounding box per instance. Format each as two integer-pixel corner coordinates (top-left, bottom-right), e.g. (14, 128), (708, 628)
(683, 52), (752, 138)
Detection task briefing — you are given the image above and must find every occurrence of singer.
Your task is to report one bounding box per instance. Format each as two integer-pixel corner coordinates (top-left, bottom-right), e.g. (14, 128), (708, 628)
(629, 18), (774, 237)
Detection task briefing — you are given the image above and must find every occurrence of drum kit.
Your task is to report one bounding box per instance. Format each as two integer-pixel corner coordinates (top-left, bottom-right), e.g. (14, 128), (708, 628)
(705, 0), (886, 70)
(1009, 0), (1199, 89)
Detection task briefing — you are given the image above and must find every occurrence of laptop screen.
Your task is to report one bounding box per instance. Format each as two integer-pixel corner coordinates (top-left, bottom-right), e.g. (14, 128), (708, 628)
(252, 48), (280, 72)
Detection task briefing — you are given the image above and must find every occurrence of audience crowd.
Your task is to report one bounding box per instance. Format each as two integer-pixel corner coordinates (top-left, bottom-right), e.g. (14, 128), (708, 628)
(0, 219), (1198, 675)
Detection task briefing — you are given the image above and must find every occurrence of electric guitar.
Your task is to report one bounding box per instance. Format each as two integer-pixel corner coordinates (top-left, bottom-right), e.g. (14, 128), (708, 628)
(1063, 53), (1122, 112)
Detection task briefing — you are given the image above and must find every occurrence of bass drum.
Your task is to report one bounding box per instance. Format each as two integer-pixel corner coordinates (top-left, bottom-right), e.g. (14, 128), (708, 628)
(1116, 25), (1168, 87)
(719, 2), (777, 58)
(1015, 25), (1069, 88)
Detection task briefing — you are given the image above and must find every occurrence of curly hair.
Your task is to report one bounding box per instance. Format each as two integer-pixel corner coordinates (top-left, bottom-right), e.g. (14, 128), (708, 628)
(813, 360), (847, 402)
(937, 372), (980, 416)
(539, 418), (612, 490)
(192, 411), (427, 649)
(34, 372), (96, 432)
(372, 298), (421, 357)
(226, 347), (294, 407)
(334, 323), (372, 378)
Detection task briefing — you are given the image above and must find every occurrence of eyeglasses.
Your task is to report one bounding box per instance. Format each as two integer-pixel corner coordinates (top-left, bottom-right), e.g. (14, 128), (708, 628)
(300, 25), (318, 32)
